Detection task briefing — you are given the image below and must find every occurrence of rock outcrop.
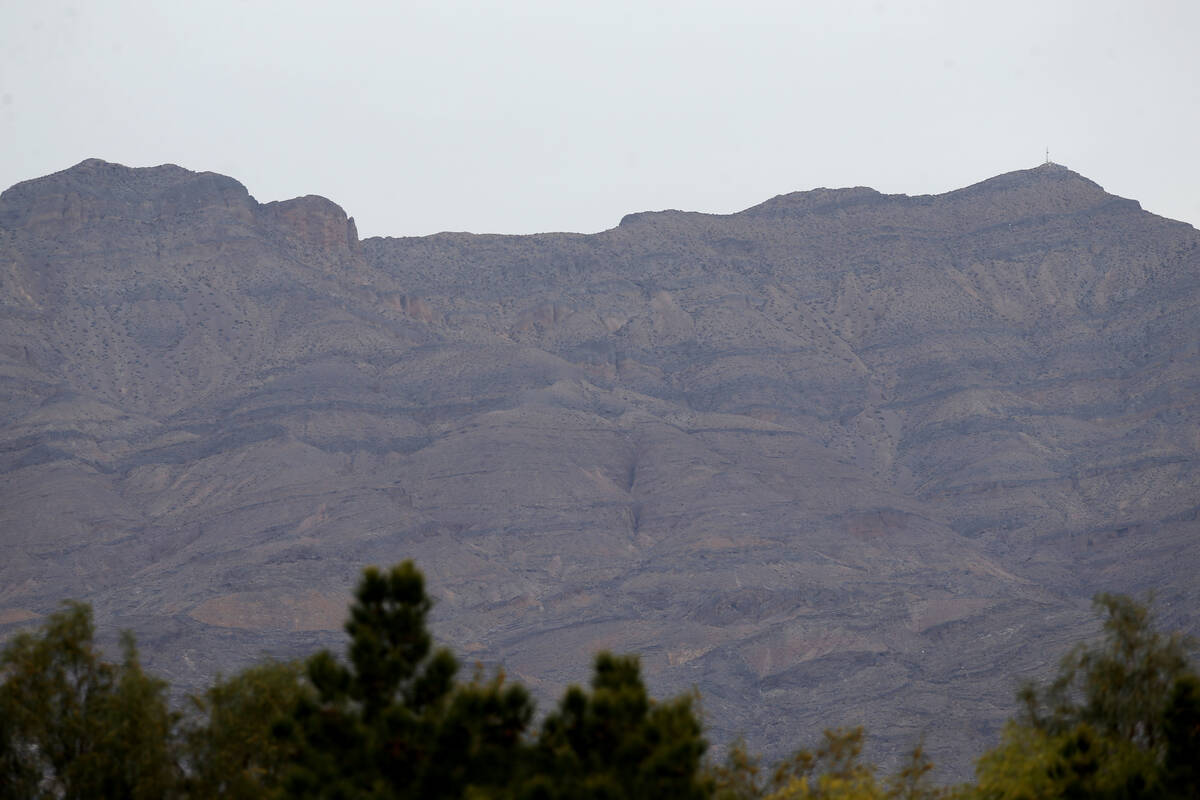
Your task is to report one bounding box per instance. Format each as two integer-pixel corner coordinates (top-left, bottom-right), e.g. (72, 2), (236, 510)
(261, 195), (361, 255)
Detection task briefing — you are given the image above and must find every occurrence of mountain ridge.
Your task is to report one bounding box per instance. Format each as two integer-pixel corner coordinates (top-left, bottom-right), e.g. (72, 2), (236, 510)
(1, 158), (1198, 778)
(4, 157), (1156, 241)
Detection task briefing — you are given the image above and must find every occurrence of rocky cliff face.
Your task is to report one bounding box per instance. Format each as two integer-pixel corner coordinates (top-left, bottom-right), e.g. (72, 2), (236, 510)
(1, 159), (1198, 776)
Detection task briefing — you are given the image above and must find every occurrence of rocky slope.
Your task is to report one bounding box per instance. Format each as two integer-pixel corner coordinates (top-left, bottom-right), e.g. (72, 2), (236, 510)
(1, 159), (1198, 776)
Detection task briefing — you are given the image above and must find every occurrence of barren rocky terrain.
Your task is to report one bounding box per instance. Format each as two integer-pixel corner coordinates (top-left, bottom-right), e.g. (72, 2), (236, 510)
(2, 158), (1198, 776)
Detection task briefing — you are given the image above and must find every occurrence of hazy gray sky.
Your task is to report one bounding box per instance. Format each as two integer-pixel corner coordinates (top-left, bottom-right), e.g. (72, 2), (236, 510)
(2, 0), (1197, 236)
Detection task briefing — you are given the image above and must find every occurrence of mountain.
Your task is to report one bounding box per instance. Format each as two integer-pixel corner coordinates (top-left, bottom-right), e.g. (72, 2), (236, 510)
(2, 158), (1198, 777)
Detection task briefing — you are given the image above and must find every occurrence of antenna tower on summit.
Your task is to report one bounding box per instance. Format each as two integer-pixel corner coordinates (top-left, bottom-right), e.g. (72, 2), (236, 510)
(1045, 147), (1051, 165)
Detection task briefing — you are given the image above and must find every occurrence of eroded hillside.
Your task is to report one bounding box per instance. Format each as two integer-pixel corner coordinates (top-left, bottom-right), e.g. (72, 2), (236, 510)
(2, 158), (1198, 775)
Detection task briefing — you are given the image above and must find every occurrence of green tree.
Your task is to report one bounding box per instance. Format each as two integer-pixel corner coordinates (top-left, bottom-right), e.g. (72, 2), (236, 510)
(0, 601), (178, 800)
(1018, 593), (1193, 752)
(275, 561), (533, 799)
(415, 666), (534, 798)
(182, 660), (310, 799)
(973, 721), (1157, 800)
(521, 652), (710, 800)
(708, 738), (769, 800)
(973, 592), (1199, 800)
(0, 683), (40, 800)
(761, 727), (886, 800)
(709, 728), (950, 800)
(1160, 673), (1200, 798)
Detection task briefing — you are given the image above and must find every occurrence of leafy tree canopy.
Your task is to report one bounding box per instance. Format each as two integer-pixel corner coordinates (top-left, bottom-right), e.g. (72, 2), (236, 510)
(2, 566), (1196, 800)
(0, 602), (177, 800)
(979, 593), (1199, 800)
(182, 659), (310, 799)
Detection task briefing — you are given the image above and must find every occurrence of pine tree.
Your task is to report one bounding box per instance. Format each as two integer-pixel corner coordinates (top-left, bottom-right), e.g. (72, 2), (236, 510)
(275, 561), (533, 799)
(521, 652), (709, 800)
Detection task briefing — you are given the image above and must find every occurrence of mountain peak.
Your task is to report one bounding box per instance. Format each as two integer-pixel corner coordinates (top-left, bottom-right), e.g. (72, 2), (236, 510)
(0, 158), (255, 233)
(1, 160), (359, 255)
(734, 163), (1135, 227)
(740, 186), (888, 217)
(951, 161), (1105, 195)
(3, 158), (241, 201)
(936, 162), (1139, 221)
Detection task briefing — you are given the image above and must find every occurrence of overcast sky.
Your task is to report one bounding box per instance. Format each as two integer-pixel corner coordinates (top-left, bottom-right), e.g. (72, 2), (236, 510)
(2, 0), (1197, 237)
